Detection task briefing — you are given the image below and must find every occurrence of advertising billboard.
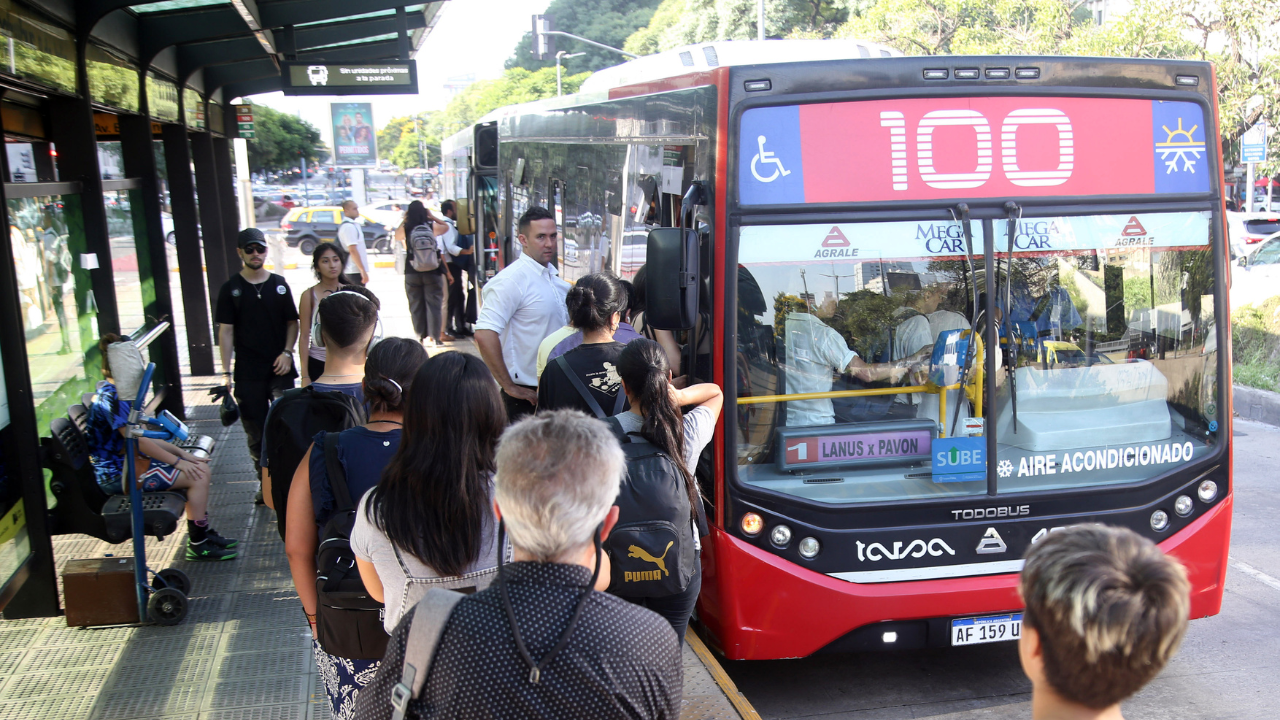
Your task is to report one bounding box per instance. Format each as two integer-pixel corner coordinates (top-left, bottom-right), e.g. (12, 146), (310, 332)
(331, 102), (377, 167)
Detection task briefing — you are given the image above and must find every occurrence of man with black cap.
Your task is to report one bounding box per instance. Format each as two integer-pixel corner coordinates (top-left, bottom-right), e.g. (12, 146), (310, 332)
(215, 228), (299, 504)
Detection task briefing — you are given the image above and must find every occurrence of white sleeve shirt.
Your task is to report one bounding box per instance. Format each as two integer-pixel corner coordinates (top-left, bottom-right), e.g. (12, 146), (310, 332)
(337, 219), (369, 276)
(475, 253), (570, 387)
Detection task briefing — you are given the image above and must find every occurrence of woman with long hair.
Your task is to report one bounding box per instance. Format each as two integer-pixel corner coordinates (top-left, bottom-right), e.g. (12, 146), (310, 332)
(536, 273), (631, 417)
(353, 351), (506, 633)
(399, 200), (454, 347)
(297, 242), (352, 386)
(614, 337), (723, 640)
(285, 337), (427, 720)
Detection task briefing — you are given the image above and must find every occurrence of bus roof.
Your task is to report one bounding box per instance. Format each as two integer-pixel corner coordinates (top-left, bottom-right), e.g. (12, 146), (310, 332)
(580, 39), (903, 94)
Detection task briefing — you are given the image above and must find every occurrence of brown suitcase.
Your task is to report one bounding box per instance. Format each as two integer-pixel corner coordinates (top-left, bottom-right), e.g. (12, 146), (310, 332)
(62, 557), (139, 627)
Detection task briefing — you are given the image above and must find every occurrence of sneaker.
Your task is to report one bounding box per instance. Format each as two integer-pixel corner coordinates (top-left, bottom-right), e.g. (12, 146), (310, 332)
(185, 540), (238, 561)
(204, 528), (239, 549)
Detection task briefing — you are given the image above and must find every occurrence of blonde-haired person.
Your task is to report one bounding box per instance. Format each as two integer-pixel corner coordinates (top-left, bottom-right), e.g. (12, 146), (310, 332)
(1018, 524), (1190, 720)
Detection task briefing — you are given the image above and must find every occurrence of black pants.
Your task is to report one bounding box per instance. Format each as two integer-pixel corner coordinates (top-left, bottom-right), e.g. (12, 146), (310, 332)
(405, 271), (447, 341)
(446, 262), (471, 334)
(234, 374), (295, 474)
(628, 566), (701, 644)
(501, 387), (537, 425)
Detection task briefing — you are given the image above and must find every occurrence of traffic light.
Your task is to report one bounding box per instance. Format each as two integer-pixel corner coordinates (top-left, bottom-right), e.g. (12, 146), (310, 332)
(532, 15), (555, 61)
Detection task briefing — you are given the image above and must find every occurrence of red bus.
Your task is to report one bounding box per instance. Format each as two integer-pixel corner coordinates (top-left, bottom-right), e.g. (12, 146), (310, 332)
(465, 40), (1232, 660)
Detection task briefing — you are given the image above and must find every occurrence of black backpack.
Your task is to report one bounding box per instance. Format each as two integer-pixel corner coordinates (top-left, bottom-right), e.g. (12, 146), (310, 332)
(264, 386), (366, 540)
(603, 418), (697, 598)
(314, 433), (390, 660)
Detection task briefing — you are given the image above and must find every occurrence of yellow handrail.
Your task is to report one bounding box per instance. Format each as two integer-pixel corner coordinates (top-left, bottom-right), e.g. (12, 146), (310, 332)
(736, 384), (963, 437)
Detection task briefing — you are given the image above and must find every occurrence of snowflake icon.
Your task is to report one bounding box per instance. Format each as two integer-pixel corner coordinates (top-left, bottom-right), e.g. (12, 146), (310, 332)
(997, 459), (1014, 478)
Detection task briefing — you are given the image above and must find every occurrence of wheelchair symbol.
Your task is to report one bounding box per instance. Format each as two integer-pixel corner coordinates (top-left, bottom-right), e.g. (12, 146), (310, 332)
(750, 135), (791, 183)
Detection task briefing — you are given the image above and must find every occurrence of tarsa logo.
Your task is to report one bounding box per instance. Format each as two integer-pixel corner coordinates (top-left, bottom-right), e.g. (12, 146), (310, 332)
(624, 542), (672, 582)
(856, 538), (955, 562)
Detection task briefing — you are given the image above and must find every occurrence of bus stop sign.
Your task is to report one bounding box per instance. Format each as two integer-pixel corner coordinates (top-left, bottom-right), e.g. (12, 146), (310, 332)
(1242, 122), (1267, 163)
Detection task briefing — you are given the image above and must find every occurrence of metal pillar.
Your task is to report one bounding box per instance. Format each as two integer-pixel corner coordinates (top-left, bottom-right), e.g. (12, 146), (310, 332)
(161, 123), (216, 376)
(48, 95), (120, 337)
(216, 106), (244, 272)
(119, 114), (186, 419)
(191, 132), (229, 312)
(0, 93), (59, 619)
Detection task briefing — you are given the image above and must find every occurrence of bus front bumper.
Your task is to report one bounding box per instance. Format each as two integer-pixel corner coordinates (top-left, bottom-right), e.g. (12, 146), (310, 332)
(697, 494), (1232, 660)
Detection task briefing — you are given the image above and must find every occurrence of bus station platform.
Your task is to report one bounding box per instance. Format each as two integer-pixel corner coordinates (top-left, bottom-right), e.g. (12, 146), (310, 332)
(0, 377), (754, 720)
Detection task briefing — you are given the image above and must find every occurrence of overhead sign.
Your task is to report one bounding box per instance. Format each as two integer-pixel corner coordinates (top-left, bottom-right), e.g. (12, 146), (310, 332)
(1242, 122), (1267, 163)
(739, 98), (1211, 205)
(775, 421), (935, 472)
(93, 113), (163, 137)
(331, 102), (377, 167)
(737, 211), (1210, 265)
(283, 62), (418, 96)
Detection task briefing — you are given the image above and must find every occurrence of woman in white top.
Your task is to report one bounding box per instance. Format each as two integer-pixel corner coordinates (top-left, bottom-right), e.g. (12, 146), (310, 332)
(613, 338), (723, 641)
(352, 351), (506, 632)
(297, 242), (351, 386)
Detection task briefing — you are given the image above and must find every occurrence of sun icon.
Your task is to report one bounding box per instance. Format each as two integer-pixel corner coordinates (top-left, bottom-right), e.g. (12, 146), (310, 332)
(1160, 118), (1200, 145)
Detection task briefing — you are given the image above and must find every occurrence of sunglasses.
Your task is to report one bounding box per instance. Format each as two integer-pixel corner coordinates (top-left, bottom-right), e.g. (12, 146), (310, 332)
(243, 245), (267, 255)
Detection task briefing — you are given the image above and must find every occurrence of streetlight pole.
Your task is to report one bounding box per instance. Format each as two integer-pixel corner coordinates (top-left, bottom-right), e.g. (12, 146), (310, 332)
(758, 0), (765, 40)
(556, 51), (586, 96)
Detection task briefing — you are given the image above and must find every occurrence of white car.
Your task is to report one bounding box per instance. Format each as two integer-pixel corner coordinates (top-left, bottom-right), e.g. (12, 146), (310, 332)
(364, 200), (408, 230)
(1231, 232), (1280, 309)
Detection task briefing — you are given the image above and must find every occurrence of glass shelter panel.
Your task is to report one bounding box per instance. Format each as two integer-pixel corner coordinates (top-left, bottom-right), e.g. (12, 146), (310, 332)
(735, 220), (991, 504)
(991, 211), (1219, 491)
(104, 189), (149, 333)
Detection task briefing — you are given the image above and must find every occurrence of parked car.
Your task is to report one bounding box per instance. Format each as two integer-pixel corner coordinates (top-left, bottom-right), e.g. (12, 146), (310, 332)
(364, 200), (407, 230)
(1232, 232), (1280, 310)
(280, 206), (390, 255)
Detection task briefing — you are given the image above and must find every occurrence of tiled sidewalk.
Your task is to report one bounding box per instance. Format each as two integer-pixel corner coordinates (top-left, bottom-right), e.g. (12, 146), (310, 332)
(0, 375), (746, 720)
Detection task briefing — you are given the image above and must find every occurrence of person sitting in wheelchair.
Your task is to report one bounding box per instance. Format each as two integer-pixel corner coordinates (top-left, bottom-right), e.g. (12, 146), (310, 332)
(86, 334), (239, 561)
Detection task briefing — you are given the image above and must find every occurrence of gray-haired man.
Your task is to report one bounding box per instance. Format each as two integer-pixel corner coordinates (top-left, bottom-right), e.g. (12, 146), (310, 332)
(353, 410), (682, 720)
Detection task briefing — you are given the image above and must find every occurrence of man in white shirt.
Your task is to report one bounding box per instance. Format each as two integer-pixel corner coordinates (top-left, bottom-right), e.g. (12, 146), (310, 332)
(338, 200), (369, 285)
(475, 206), (570, 422)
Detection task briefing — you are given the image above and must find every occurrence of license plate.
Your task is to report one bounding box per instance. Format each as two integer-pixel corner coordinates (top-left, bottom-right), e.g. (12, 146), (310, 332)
(951, 613), (1022, 646)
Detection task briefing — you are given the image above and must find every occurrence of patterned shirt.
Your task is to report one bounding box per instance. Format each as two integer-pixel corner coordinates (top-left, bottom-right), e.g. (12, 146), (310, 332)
(352, 561), (682, 720)
(86, 383), (131, 490)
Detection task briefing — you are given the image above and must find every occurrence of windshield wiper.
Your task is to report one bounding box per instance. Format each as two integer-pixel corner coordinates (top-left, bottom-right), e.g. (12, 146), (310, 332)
(950, 203), (980, 437)
(1004, 202), (1022, 434)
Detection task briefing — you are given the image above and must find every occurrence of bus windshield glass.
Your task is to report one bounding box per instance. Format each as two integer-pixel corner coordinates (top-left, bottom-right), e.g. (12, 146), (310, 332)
(734, 212), (1220, 504)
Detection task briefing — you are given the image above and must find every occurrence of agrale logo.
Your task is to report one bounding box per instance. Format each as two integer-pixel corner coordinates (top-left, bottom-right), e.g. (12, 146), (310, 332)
(624, 542), (673, 582)
(856, 538), (955, 562)
(1115, 216), (1154, 247)
(814, 226), (858, 259)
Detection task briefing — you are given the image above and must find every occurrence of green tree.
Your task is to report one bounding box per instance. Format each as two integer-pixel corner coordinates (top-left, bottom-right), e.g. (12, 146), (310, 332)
(626, 0), (850, 55)
(508, 0), (664, 75)
(246, 105), (324, 173)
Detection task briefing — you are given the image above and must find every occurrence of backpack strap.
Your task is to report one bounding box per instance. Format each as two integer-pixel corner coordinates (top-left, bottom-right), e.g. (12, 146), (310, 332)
(390, 589), (464, 720)
(324, 432), (354, 511)
(554, 354), (607, 419)
(611, 382), (626, 416)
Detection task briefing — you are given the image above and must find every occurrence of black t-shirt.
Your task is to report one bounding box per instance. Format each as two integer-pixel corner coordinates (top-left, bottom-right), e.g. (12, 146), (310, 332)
(214, 273), (300, 381)
(537, 341), (628, 417)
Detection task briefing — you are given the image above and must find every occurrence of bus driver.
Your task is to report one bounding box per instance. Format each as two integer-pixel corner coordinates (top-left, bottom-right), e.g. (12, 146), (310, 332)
(783, 309), (924, 427)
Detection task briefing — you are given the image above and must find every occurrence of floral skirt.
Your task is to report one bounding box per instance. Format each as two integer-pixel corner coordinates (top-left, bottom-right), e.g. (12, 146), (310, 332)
(313, 639), (380, 720)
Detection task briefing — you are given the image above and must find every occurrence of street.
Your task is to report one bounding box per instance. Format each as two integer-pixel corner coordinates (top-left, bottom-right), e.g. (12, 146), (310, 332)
(722, 419), (1280, 720)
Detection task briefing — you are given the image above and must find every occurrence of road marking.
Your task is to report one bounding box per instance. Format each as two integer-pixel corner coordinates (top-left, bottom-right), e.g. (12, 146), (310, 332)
(1230, 557), (1280, 593)
(686, 627), (762, 720)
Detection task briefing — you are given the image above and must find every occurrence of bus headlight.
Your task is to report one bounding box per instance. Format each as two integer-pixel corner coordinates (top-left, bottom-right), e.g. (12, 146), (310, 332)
(798, 537), (821, 559)
(1198, 480), (1218, 503)
(770, 525), (792, 548)
(740, 513), (763, 537)
(1150, 510), (1170, 532)
(1174, 495), (1194, 517)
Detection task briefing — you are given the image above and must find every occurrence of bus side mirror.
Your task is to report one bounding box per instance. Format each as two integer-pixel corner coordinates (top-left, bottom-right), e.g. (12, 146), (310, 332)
(646, 227), (699, 330)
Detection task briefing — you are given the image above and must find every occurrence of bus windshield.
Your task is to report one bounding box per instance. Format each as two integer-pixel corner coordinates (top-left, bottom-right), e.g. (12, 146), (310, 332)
(734, 211), (1220, 504)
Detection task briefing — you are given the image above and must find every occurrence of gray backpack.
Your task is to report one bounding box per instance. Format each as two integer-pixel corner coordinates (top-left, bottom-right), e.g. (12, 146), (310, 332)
(408, 223), (440, 272)
(387, 589), (463, 720)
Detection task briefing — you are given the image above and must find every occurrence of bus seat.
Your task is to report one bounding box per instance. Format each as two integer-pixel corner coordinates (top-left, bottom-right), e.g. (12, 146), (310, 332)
(994, 360), (1172, 451)
(42, 414), (187, 543)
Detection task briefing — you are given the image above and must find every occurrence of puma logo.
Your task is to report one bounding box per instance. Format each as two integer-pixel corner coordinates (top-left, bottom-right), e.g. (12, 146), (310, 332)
(625, 542), (674, 582)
